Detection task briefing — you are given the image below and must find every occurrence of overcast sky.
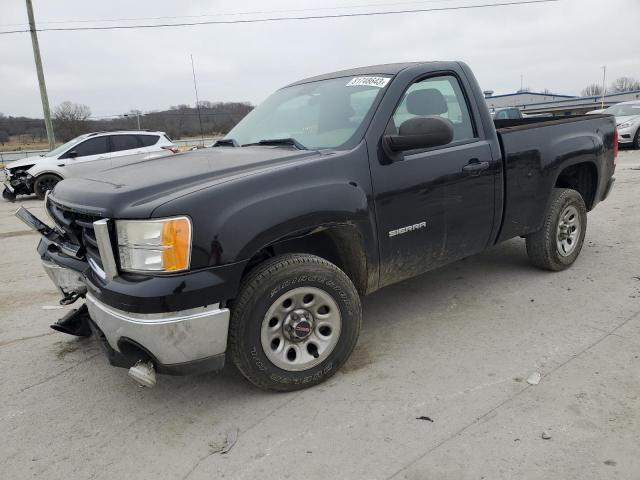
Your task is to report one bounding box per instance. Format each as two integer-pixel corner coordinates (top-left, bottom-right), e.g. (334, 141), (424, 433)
(1, 0), (638, 118)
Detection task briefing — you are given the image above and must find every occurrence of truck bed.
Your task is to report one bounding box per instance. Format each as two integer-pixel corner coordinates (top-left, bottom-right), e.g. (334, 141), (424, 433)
(493, 114), (616, 243)
(494, 114), (611, 132)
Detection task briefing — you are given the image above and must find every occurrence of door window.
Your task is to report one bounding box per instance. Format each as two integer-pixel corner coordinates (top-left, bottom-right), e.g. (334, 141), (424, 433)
(138, 135), (160, 147)
(110, 135), (140, 152)
(69, 136), (109, 158)
(391, 75), (475, 143)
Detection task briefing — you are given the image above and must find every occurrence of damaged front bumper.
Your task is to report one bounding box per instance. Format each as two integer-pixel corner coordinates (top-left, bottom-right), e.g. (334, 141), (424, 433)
(17, 206), (231, 376)
(3, 169), (33, 197)
(85, 293), (229, 375)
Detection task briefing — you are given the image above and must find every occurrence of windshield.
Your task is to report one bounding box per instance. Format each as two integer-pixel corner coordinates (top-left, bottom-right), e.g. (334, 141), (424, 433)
(44, 134), (90, 157)
(604, 103), (640, 117)
(225, 75), (391, 150)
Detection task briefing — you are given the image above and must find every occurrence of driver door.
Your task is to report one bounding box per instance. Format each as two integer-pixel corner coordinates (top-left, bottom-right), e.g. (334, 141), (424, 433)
(371, 73), (499, 287)
(60, 136), (111, 177)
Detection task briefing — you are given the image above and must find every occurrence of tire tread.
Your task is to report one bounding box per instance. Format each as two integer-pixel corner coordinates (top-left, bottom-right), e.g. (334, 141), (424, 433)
(228, 253), (360, 391)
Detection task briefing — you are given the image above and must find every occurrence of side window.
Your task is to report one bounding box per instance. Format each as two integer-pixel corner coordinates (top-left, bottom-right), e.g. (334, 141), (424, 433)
(138, 135), (159, 147)
(111, 135), (140, 152)
(70, 136), (109, 158)
(391, 74), (475, 143)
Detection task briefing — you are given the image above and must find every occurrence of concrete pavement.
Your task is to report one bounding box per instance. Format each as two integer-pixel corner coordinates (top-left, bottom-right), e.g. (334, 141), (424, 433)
(1, 149), (639, 479)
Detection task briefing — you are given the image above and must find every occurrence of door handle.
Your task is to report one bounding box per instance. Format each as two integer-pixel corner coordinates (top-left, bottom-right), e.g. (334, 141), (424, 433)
(462, 160), (490, 175)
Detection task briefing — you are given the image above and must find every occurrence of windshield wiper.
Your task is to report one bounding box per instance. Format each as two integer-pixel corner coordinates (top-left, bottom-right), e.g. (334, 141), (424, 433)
(213, 138), (239, 147)
(241, 138), (307, 150)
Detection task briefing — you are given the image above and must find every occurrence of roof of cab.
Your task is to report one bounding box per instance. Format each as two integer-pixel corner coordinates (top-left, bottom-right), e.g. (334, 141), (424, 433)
(286, 61), (432, 87)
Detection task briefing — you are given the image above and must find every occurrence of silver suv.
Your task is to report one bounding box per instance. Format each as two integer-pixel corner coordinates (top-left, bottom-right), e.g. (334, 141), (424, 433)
(3, 130), (178, 200)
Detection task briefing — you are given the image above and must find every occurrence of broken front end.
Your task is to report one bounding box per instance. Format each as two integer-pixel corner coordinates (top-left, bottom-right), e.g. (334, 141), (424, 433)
(15, 196), (231, 387)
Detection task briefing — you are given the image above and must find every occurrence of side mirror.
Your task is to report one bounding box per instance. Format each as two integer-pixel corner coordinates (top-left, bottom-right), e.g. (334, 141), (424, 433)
(67, 150), (77, 158)
(383, 117), (454, 153)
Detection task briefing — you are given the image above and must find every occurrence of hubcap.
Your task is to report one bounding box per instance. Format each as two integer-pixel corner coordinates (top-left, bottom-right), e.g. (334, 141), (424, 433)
(261, 286), (341, 372)
(39, 178), (57, 194)
(556, 205), (580, 257)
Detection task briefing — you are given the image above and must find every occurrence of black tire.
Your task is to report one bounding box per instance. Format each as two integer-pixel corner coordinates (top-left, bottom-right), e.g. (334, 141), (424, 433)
(634, 128), (640, 150)
(2, 187), (16, 202)
(228, 253), (362, 391)
(33, 174), (61, 200)
(526, 188), (587, 271)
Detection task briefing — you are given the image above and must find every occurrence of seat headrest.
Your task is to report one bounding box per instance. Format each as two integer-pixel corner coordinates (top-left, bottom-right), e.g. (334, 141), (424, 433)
(405, 88), (448, 116)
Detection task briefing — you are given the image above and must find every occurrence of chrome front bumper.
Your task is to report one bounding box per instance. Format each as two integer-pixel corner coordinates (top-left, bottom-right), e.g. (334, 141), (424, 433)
(41, 258), (231, 370)
(42, 259), (87, 297)
(86, 293), (230, 366)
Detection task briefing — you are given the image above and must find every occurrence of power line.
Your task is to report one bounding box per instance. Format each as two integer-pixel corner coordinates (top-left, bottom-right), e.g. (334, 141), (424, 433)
(0, 0), (559, 35)
(0, 0), (463, 27)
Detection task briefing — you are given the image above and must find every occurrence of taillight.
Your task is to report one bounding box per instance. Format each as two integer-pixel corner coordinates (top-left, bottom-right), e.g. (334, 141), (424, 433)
(613, 128), (618, 163)
(161, 145), (180, 154)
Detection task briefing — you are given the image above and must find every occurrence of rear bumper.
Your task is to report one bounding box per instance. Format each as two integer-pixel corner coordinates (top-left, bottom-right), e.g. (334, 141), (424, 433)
(85, 293), (230, 373)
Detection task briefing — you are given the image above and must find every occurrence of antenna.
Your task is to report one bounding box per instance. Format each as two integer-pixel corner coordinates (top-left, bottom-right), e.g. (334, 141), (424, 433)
(190, 54), (205, 147)
(601, 65), (606, 110)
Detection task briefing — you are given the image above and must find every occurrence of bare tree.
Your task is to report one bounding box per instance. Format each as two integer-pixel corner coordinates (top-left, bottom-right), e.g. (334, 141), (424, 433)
(53, 101), (91, 141)
(0, 130), (9, 145)
(609, 77), (640, 93)
(581, 83), (603, 97)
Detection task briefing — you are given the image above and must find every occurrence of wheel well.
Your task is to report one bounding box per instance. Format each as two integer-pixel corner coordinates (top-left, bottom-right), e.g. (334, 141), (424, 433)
(555, 162), (598, 210)
(35, 172), (63, 181)
(243, 226), (368, 295)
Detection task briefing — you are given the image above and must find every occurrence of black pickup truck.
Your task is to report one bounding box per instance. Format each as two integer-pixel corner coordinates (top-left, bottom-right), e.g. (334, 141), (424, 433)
(17, 61), (617, 391)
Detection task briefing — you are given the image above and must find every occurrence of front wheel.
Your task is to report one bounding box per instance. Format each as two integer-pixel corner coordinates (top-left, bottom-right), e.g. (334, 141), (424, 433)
(33, 174), (61, 200)
(526, 188), (587, 271)
(634, 128), (640, 150)
(228, 253), (362, 391)
(2, 187), (16, 202)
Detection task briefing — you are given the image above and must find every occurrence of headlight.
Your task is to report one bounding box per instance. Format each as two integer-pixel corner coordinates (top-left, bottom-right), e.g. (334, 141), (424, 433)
(618, 122), (632, 128)
(116, 217), (192, 273)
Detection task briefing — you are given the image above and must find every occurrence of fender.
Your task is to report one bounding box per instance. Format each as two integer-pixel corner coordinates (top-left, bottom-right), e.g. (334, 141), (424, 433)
(27, 164), (67, 181)
(151, 142), (380, 285)
(497, 124), (605, 242)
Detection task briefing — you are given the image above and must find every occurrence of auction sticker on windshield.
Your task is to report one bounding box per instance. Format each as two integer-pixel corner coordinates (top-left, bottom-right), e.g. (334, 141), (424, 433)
(346, 76), (390, 88)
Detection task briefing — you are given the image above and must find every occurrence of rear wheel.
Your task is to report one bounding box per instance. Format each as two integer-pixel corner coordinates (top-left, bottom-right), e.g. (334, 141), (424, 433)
(526, 188), (587, 271)
(228, 253), (361, 391)
(33, 174), (61, 200)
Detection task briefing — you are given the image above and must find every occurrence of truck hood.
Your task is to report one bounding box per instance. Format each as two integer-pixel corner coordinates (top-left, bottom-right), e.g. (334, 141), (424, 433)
(7, 154), (47, 170)
(50, 147), (323, 218)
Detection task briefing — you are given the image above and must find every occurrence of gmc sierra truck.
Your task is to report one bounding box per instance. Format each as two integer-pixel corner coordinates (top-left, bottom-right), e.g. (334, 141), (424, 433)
(17, 61), (617, 391)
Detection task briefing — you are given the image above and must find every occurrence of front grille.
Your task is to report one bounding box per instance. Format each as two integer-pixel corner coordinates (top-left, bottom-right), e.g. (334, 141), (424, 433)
(47, 199), (105, 268)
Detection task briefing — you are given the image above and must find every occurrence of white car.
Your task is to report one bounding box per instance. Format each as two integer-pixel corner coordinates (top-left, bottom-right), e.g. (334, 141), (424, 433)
(3, 130), (178, 200)
(602, 101), (640, 149)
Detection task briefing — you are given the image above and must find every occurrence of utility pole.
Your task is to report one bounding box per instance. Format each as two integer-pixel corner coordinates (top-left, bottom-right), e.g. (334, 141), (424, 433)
(124, 112), (141, 129)
(601, 65), (607, 110)
(190, 54), (205, 147)
(26, 0), (55, 150)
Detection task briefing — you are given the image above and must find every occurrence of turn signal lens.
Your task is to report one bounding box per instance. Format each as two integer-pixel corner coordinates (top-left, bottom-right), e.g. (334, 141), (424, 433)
(161, 217), (191, 271)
